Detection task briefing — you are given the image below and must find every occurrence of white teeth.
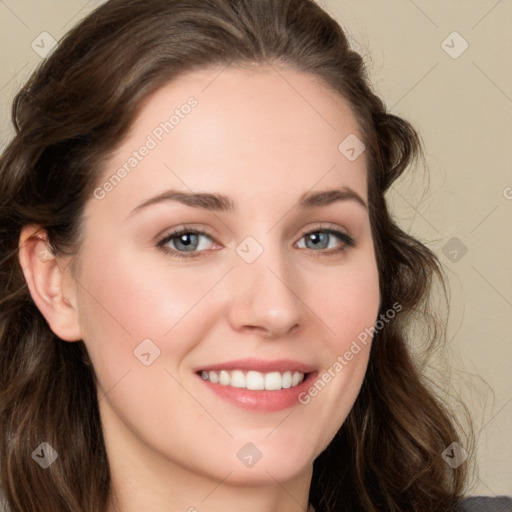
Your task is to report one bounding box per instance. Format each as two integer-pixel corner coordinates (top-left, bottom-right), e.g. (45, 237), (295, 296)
(200, 369), (306, 390)
(264, 371), (282, 391)
(230, 370), (245, 388)
(246, 371), (264, 390)
(291, 371), (302, 387)
(281, 371), (292, 389)
(219, 370), (230, 386)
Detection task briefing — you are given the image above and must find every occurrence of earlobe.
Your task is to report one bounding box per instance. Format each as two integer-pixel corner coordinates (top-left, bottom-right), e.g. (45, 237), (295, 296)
(18, 225), (82, 342)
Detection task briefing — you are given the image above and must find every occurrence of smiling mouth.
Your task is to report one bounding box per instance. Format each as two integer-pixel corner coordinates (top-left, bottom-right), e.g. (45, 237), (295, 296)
(198, 369), (307, 391)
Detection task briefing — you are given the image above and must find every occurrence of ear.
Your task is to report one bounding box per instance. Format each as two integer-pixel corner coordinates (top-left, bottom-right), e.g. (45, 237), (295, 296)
(18, 225), (82, 342)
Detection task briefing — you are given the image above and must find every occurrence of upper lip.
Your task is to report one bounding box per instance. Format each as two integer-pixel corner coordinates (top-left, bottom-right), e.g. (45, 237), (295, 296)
(195, 358), (316, 374)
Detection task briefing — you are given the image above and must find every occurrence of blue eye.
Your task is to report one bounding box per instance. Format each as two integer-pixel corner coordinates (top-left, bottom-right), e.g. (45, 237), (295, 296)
(296, 229), (356, 254)
(157, 230), (215, 257)
(156, 227), (356, 259)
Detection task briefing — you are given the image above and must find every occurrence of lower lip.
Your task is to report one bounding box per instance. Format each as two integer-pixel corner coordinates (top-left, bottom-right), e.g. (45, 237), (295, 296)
(197, 372), (318, 412)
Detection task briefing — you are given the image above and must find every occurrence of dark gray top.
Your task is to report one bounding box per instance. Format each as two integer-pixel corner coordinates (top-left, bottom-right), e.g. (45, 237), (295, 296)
(461, 497), (512, 511)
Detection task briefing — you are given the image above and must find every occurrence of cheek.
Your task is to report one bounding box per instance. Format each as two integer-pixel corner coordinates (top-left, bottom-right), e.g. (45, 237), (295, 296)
(74, 244), (215, 391)
(78, 236), (214, 330)
(328, 258), (380, 388)
(310, 253), (380, 350)
(296, 254), (379, 449)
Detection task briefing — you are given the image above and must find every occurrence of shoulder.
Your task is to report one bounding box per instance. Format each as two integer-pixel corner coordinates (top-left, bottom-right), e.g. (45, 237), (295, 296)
(459, 496), (512, 512)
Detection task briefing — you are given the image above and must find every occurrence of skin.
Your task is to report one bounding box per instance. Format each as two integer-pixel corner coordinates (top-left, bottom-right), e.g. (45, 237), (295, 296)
(20, 65), (380, 512)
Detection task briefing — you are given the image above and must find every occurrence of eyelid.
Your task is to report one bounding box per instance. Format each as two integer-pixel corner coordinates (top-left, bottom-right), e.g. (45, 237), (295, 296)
(156, 222), (356, 258)
(294, 224), (356, 254)
(156, 223), (217, 243)
(295, 222), (351, 240)
(156, 222), (350, 243)
(155, 224), (221, 258)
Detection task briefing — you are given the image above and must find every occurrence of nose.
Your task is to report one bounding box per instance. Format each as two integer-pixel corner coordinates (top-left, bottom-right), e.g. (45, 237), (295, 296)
(226, 249), (305, 340)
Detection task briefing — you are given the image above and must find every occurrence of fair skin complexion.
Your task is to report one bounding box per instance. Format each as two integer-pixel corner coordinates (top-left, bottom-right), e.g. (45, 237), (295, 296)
(19, 65), (380, 512)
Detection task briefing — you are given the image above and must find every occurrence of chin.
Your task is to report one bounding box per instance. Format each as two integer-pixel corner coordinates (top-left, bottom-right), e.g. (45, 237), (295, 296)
(221, 456), (313, 487)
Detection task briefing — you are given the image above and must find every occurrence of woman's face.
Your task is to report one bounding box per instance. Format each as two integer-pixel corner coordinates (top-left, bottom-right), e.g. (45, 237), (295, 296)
(70, 66), (380, 486)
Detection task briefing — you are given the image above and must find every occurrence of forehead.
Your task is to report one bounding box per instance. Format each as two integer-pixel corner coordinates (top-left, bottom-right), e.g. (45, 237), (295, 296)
(91, 65), (368, 217)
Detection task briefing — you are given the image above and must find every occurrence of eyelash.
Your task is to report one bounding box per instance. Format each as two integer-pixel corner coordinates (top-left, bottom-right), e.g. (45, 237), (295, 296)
(156, 225), (356, 260)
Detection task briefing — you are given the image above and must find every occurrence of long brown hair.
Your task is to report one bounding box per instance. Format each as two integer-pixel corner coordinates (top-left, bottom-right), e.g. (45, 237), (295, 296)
(0, 1), (471, 510)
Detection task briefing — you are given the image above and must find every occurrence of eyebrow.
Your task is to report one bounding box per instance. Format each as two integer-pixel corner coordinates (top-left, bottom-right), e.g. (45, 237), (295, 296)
(128, 186), (367, 217)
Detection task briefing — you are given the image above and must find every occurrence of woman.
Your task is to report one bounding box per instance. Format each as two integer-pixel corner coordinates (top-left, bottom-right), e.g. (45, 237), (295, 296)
(0, 0), (481, 510)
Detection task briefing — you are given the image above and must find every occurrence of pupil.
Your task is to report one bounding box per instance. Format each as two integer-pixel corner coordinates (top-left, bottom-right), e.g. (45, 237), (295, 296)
(309, 232), (326, 248)
(177, 233), (198, 251)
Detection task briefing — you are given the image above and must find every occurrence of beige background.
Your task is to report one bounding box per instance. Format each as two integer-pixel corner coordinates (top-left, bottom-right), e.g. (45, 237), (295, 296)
(1, 0), (510, 498)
